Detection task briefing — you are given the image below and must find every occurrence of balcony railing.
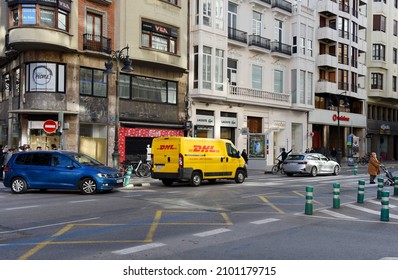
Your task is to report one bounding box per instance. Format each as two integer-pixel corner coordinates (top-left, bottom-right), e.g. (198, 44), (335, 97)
(271, 41), (292, 55)
(248, 35), (271, 50)
(228, 84), (290, 107)
(228, 27), (247, 44)
(271, 0), (292, 13)
(83, 34), (111, 54)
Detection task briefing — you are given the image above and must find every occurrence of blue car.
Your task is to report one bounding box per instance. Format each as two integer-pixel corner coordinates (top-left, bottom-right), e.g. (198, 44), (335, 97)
(3, 150), (124, 194)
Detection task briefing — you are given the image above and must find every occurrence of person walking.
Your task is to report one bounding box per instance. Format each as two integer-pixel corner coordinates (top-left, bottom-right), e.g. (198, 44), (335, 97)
(368, 152), (382, 184)
(241, 149), (248, 164)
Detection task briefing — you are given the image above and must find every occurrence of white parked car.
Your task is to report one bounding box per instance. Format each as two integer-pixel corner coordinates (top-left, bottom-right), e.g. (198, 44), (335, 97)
(282, 153), (340, 177)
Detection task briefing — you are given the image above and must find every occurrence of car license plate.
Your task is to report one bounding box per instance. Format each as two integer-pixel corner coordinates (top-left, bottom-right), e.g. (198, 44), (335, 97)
(156, 165), (164, 170)
(117, 179), (123, 183)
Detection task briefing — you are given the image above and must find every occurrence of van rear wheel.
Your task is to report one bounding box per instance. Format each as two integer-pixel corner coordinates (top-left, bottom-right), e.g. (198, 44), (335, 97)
(190, 171), (202, 187)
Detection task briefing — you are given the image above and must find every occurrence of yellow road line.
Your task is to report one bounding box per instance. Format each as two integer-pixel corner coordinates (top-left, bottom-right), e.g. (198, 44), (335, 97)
(258, 195), (285, 214)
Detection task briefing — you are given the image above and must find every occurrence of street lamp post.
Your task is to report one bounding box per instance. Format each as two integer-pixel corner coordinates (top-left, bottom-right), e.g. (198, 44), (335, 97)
(105, 45), (134, 169)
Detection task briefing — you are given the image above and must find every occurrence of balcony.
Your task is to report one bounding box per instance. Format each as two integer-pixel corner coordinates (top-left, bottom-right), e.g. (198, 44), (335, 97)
(249, 0), (271, 8)
(228, 27), (247, 47)
(83, 34), (111, 54)
(315, 79), (337, 94)
(228, 84), (290, 108)
(317, 26), (338, 43)
(271, 0), (292, 15)
(317, 0), (338, 17)
(248, 35), (271, 53)
(270, 41), (291, 57)
(317, 54), (337, 69)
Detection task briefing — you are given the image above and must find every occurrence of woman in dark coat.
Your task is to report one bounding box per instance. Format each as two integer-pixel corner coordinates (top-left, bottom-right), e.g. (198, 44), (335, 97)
(368, 152), (382, 184)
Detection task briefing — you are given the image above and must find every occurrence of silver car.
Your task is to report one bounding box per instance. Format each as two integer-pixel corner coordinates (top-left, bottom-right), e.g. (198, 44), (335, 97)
(282, 153), (340, 177)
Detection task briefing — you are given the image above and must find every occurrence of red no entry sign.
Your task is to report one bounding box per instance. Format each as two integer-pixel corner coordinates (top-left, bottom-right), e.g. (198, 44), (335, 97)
(43, 119), (58, 134)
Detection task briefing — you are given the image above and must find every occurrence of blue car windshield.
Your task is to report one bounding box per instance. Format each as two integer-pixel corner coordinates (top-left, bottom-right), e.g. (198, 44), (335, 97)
(67, 152), (102, 166)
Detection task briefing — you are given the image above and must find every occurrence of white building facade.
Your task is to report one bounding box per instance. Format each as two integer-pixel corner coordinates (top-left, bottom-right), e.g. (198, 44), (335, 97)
(189, 0), (316, 170)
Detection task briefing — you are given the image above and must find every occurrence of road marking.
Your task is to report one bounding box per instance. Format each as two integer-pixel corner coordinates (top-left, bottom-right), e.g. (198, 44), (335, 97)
(112, 242), (166, 255)
(193, 228), (231, 237)
(320, 209), (358, 220)
(69, 199), (97, 204)
(251, 218), (280, 225)
(0, 217), (100, 234)
(5, 205), (40, 211)
(345, 204), (398, 219)
(367, 199), (397, 208)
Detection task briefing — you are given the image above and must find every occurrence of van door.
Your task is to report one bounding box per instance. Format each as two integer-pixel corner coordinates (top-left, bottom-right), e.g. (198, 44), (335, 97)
(203, 141), (225, 179)
(224, 142), (241, 178)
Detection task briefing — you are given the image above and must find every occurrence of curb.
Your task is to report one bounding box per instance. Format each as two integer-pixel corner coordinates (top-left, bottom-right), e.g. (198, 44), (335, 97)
(122, 181), (153, 189)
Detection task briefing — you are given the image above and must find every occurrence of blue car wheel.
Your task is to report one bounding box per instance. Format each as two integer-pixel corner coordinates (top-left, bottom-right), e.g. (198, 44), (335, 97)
(80, 178), (97, 195)
(11, 177), (28, 194)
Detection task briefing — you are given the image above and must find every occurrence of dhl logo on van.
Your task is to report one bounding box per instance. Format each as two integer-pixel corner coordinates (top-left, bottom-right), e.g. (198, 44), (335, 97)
(158, 145), (176, 150)
(189, 145), (219, 153)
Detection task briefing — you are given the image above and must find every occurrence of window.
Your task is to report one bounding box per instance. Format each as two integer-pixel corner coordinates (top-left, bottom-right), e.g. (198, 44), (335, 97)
(163, 0), (178, 5)
(275, 20), (283, 42)
(228, 2), (237, 29)
(373, 15), (386, 32)
(393, 76), (397, 92)
(394, 48), (398, 64)
(338, 69), (349, 90)
(307, 39), (313, 56)
(79, 68), (107, 97)
(131, 76), (177, 104)
(252, 65), (262, 90)
(141, 21), (178, 54)
(274, 70), (283, 93)
(338, 43), (349, 65)
(307, 72), (313, 105)
(394, 20), (398, 36)
(300, 37), (305, 54)
(227, 58), (238, 86)
(194, 46), (199, 88)
(300, 70), (305, 104)
(338, 17), (349, 39)
(215, 49), (224, 91)
(119, 74), (131, 99)
(252, 11), (261, 35)
(203, 46), (212, 89)
(12, 3), (70, 31)
(371, 73), (383, 90)
(26, 63), (65, 93)
(86, 12), (103, 50)
(215, 0), (224, 29)
(292, 36), (297, 53)
(203, 0), (212, 26)
(372, 44), (385, 61)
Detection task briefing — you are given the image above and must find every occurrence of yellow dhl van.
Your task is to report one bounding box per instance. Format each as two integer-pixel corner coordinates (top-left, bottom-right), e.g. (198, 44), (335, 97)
(151, 136), (247, 186)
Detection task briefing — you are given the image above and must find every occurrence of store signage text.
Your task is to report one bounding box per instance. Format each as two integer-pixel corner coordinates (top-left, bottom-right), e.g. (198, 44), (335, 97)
(332, 114), (350, 122)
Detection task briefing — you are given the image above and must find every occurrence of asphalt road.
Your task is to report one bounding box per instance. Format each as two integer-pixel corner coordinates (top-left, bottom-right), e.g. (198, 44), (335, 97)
(1, 164), (398, 260)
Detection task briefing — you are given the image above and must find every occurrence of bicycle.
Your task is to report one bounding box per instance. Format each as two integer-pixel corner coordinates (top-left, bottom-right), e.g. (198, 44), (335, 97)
(355, 153), (370, 166)
(122, 157), (151, 178)
(271, 159), (285, 175)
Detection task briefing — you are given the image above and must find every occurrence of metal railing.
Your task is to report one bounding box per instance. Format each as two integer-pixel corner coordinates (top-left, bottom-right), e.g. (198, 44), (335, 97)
(228, 27), (247, 44)
(248, 35), (271, 50)
(83, 34), (111, 54)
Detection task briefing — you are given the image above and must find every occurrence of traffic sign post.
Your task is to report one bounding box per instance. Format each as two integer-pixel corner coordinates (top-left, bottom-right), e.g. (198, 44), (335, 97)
(43, 119), (58, 134)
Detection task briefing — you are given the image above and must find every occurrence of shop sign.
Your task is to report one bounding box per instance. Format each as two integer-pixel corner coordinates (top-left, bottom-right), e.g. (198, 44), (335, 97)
(273, 120), (286, 129)
(196, 115), (214, 126)
(380, 124), (391, 135)
(332, 114), (349, 122)
(220, 117), (237, 127)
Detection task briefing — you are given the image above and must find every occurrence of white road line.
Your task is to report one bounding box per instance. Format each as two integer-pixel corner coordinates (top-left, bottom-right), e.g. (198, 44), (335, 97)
(367, 199), (397, 208)
(193, 228), (231, 237)
(5, 205), (40, 211)
(250, 218), (280, 225)
(0, 217), (100, 234)
(112, 242), (166, 255)
(345, 204), (398, 219)
(320, 209), (358, 220)
(69, 199), (97, 204)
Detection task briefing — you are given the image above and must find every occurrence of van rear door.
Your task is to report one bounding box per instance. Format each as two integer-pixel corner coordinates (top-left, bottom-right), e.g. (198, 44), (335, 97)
(152, 137), (180, 174)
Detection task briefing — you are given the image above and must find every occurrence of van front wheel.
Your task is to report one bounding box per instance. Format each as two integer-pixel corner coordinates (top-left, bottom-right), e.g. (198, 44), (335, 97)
(190, 171), (202, 187)
(235, 170), (245, 184)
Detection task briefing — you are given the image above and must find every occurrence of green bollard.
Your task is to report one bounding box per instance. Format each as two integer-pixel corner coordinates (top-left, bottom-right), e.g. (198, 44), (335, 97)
(357, 180), (365, 203)
(123, 167), (132, 186)
(394, 176), (398, 196)
(377, 178), (384, 199)
(333, 183), (340, 209)
(353, 163), (358, 175)
(305, 186), (314, 215)
(380, 191), (390, 222)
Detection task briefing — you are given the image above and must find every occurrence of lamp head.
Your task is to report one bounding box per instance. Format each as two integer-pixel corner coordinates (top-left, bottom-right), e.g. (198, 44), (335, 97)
(121, 55), (134, 72)
(104, 61), (115, 74)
